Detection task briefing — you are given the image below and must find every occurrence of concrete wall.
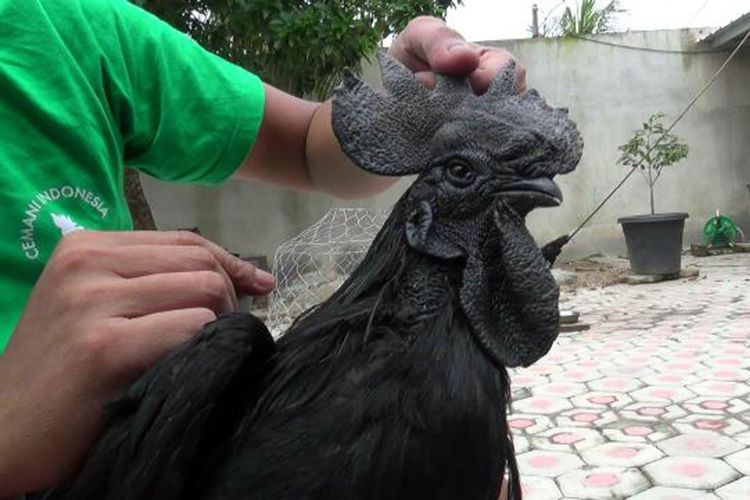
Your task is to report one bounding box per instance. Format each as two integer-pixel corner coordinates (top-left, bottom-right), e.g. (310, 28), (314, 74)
(142, 29), (750, 262)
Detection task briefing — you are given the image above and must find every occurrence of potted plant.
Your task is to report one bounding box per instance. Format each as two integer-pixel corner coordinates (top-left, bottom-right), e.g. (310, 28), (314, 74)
(617, 112), (689, 275)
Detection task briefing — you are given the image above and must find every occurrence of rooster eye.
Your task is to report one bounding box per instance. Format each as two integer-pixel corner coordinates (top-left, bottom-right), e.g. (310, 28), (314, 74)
(446, 162), (475, 186)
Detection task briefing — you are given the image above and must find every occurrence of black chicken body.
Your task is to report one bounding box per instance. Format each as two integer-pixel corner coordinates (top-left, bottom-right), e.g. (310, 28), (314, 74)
(47, 54), (583, 500)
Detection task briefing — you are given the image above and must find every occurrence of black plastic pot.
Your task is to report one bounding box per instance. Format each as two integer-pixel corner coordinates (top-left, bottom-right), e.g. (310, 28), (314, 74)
(617, 213), (689, 275)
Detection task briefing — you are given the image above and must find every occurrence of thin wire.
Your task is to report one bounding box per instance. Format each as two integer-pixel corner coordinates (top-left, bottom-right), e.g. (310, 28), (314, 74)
(568, 27), (750, 241)
(569, 34), (729, 54)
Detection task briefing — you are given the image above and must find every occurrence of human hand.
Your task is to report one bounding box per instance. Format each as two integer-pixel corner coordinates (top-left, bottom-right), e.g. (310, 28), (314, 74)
(0, 230), (274, 495)
(388, 16), (526, 95)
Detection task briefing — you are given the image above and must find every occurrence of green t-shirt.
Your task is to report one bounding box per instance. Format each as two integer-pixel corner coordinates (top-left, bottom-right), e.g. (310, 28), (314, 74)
(0, 0), (266, 353)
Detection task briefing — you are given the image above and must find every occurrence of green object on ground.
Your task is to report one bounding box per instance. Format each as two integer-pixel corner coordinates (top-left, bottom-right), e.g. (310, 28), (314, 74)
(704, 214), (740, 248)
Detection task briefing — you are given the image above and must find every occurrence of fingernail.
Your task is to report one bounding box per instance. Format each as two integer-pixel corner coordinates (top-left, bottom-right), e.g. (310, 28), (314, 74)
(255, 269), (276, 289)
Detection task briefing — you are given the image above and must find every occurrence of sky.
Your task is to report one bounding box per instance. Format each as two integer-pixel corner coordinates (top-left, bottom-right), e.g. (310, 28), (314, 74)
(445, 0), (750, 42)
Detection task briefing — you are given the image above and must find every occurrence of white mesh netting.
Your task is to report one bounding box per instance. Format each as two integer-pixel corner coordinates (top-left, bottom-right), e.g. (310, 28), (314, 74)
(268, 208), (388, 336)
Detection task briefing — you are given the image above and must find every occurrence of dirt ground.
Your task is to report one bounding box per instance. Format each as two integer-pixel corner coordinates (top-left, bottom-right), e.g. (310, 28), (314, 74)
(556, 254), (632, 291)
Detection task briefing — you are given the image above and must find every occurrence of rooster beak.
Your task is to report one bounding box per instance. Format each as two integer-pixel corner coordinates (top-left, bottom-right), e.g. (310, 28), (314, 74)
(498, 177), (563, 216)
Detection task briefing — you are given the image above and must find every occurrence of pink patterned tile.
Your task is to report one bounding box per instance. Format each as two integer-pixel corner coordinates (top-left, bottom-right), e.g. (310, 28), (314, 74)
(570, 391), (633, 410)
(518, 475), (562, 500)
(507, 414), (553, 435)
(581, 442), (663, 467)
(630, 386), (697, 403)
(620, 402), (688, 423)
(530, 426), (605, 452)
(696, 367), (750, 382)
(682, 397), (750, 416)
(516, 450), (584, 477)
(673, 415), (748, 435)
(602, 422), (676, 444)
(630, 486), (720, 499)
(588, 377), (644, 393)
(555, 409), (618, 428)
(532, 382), (588, 398)
(643, 457), (740, 489)
(512, 396), (572, 415)
(641, 373), (701, 387)
(558, 467), (649, 498)
(556, 369), (603, 383)
(724, 448), (750, 475)
(716, 477), (750, 499)
(657, 432), (744, 458)
(508, 373), (551, 388)
(689, 381), (750, 398)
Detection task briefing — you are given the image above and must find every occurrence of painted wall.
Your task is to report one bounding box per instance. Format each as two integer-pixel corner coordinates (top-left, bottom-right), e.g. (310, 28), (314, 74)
(142, 28), (750, 262)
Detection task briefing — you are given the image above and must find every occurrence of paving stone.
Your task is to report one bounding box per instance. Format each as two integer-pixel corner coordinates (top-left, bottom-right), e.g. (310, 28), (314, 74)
(715, 477), (750, 499)
(516, 450), (584, 477)
(620, 402), (688, 423)
(629, 486), (719, 499)
(507, 254), (750, 497)
(555, 409), (619, 428)
(724, 447), (750, 475)
(581, 442), (664, 467)
(518, 475), (562, 500)
(673, 415), (748, 435)
(657, 432), (745, 458)
(558, 466), (650, 498)
(530, 426), (605, 452)
(570, 391), (634, 410)
(588, 376), (645, 393)
(509, 373), (551, 388)
(682, 397), (750, 416)
(643, 457), (740, 489)
(601, 419), (678, 444)
(512, 396), (573, 415)
(532, 382), (588, 398)
(514, 434), (531, 454)
(630, 385), (698, 403)
(507, 414), (553, 436)
(690, 381), (750, 398)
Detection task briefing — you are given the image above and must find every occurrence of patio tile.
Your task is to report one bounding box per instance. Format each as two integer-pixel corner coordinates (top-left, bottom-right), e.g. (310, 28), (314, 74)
(509, 373), (551, 388)
(656, 432), (745, 458)
(570, 391), (633, 410)
(715, 477), (750, 499)
(588, 376), (645, 393)
(516, 450), (584, 477)
(555, 409), (619, 428)
(682, 397), (750, 416)
(514, 435), (531, 454)
(695, 367), (750, 382)
(620, 402), (688, 423)
(629, 486), (719, 499)
(724, 447), (750, 475)
(643, 457), (739, 489)
(602, 421), (677, 444)
(507, 414), (553, 436)
(630, 385), (698, 404)
(532, 382), (588, 398)
(518, 475), (562, 500)
(512, 396), (573, 415)
(557, 466), (649, 498)
(530, 426), (605, 452)
(690, 381), (750, 398)
(581, 442), (664, 467)
(673, 415), (749, 435)
(641, 372), (701, 387)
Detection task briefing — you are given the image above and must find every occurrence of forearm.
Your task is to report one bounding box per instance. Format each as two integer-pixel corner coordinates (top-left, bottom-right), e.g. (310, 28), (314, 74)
(237, 85), (396, 199)
(305, 100), (397, 199)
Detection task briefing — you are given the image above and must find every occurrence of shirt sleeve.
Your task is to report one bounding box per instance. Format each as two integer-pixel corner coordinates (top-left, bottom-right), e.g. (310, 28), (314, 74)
(84, 0), (266, 185)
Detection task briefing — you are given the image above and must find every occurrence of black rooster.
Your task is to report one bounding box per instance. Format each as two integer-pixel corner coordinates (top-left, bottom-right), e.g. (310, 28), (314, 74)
(47, 54), (582, 500)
